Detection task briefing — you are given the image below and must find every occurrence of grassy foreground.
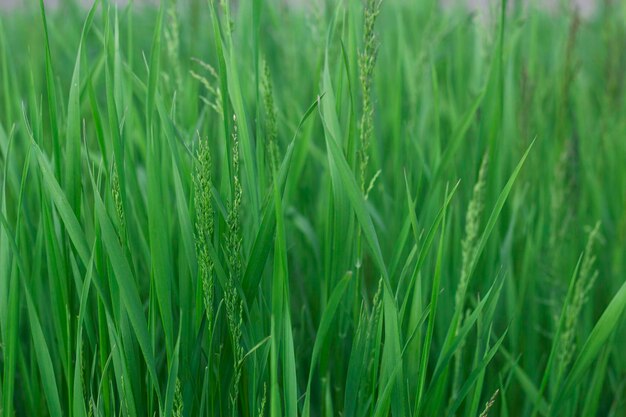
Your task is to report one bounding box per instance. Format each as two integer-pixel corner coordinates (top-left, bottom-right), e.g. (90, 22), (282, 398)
(1, 0), (626, 416)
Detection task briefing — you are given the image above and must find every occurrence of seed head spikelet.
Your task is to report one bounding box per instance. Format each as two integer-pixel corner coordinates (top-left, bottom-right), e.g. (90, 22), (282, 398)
(220, 0), (234, 35)
(88, 398), (95, 417)
(452, 154), (488, 398)
(457, 153), (489, 309)
(363, 278), (384, 401)
(257, 383), (267, 417)
(359, 0), (382, 195)
(227, 115), (243, 284)
(190, 58), (223, 115)
(558, 222), (601, 370)
(165, 0), (182, 93)
(549, 147), (575, 252)
(120, 375), (130, 417)
(174, 378), (183, 417)
(111, 161), (126, 244)
(226, 114), (244, 415)
(194, 135), (215, 333)
(479, 389), (499, 417)
(262, 59), (278, 176)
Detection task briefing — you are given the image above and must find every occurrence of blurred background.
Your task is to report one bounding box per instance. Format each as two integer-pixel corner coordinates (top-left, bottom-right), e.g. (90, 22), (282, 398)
(0, 0), (600, 18)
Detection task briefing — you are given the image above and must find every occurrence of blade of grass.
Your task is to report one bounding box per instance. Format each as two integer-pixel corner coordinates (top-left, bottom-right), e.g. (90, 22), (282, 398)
(302, 272), (352, 417)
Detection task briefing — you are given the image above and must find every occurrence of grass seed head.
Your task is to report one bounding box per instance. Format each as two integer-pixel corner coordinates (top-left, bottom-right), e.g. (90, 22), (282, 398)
(257, 383), (267, 417)
(174, 378), (183, 417)
(165, 0), (182, 93)
(111, 162), (126, 244)
(194, 135), (215, 329)
(190, 58), (223, 116)
(452, 154), (488, 398)
(550, 146), (576, 251)
(88, 398), (96, 417)
(559, 221), (601, 369)
(359, 0), (382, 193)
(225, 114), (244, 416)
(456, 153), (489, 309)
(479, 389), (499, 417)
(227, 114), (243, 283)
(262, 59), (279, 176)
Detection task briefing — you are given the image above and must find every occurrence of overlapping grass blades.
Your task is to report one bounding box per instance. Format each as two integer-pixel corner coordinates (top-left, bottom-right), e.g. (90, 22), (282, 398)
(0, 0), (625, 416)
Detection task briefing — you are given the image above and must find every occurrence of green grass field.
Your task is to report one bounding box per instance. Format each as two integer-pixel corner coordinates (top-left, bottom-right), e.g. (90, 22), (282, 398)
(1, 0), (625, 416)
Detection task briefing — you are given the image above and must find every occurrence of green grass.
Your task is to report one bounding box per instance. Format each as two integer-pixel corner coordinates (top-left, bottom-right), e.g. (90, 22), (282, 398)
(1, 0), (625, 416)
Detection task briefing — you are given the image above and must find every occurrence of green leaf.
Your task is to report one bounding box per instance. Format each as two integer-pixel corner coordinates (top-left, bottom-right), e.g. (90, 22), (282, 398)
(242, 96), (321, 302)
(30, 139), (91, 270)
(89, 173), (161, 406)
(303, 273), (352, 417)
(73, 249), (96, 417)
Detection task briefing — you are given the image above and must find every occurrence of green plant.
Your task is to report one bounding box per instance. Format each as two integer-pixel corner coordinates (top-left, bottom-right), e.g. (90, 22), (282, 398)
(0, 0), (625, 416)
